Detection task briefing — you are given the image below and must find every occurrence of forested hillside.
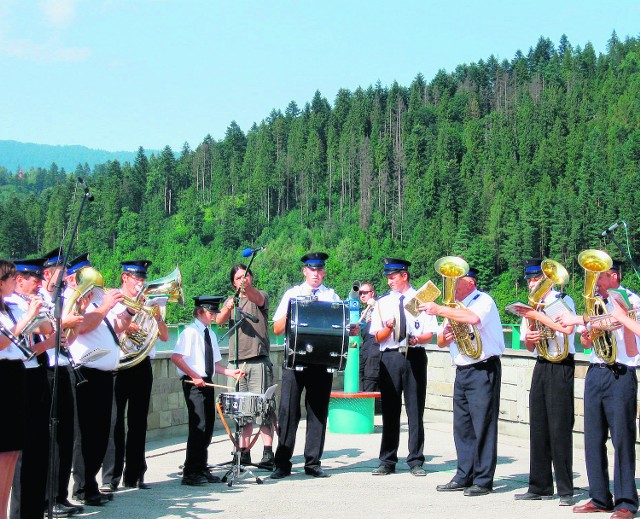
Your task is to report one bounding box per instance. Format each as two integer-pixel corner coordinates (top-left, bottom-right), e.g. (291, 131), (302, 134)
(1, 33), (639, 322)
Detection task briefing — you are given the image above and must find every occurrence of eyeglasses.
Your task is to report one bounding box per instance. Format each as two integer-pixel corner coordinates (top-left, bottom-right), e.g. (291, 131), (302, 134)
(359, 290), (372, 295)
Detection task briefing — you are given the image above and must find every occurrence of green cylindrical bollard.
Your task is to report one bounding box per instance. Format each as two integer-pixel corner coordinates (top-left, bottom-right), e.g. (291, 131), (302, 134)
(343, 335), (360, 393)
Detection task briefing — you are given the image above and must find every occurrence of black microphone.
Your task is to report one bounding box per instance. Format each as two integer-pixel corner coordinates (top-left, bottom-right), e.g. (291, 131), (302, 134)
(77, 177), (95, 202)
(241, 246), (266, 258)
(600, 221), (621, 238)
(239, 309), (259, 323)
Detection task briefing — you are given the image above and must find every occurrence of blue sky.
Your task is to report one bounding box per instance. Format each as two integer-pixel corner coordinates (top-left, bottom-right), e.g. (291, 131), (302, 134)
(1, 0), (638, 152)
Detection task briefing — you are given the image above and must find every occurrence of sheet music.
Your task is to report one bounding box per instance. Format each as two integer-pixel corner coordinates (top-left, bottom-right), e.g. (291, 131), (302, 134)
(78, 348), (110, 364)
(542, 297), (572, 321)
(404, 280), (441, 317)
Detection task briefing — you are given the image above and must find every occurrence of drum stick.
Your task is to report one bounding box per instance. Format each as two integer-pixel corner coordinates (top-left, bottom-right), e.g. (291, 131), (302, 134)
(185, 380), (234, 390)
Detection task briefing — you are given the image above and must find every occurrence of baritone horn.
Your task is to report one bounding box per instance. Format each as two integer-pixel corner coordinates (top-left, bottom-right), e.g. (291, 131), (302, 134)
(118, 265), (184, 370)
(527, 259), (570, 362)
(578, 249), (617, 364)
(435, 256), (483, 359)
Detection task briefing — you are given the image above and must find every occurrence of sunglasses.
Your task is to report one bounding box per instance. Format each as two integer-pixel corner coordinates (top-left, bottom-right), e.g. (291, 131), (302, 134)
(359, 290), (372, 295)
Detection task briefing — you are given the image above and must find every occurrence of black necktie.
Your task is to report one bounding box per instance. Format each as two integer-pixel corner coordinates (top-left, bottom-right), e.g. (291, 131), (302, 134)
(312, 289), (318, 296)
(398, 295), (407, 343)
(204, 328), (213, 379)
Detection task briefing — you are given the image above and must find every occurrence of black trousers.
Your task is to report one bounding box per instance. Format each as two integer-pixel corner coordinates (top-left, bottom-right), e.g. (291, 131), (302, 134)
(452, 356), (501, 489)
(73, 367), (113, 499)
(584, 363), (638, 513)
(378, 348), (427, 468)
(274, 366), (333, 471)
(102, 358), (153, 486)
(46, 365), (76, 504)
(359, 335), (381, 392)
(528, 356), (575, 497)
(10, 366), (50, 519)
(182, 378), (216, 476)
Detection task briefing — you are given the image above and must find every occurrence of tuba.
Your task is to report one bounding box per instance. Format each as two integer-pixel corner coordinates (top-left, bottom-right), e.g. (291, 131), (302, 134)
(527, 259), (570, 362)
(435, 256), (482, 359)
(118, 266), (184, 370)
(578, 249), (617, 365)
(61, 266), (105, 340)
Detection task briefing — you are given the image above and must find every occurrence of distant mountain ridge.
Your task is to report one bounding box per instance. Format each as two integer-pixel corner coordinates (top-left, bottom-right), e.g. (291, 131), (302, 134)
(0, 140), (145, 172)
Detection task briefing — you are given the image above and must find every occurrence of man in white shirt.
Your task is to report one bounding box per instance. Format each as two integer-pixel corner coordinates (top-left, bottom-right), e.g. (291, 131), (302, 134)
(270, 252), (341, 479)
(370, 258), (438, 477)
(172, 296), (243, 486)
(422, 264), (505, 497)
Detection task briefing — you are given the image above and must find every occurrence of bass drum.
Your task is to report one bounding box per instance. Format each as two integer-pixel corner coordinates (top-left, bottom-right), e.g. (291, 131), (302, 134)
(285, 298), (349, 373)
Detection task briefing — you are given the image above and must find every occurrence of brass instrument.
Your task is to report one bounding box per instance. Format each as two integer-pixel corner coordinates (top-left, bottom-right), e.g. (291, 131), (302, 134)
(118, 266), (184, 370)
(578, 249), (617, 364)
(435, 256), (482, 359)
(527, 259), (570, 362)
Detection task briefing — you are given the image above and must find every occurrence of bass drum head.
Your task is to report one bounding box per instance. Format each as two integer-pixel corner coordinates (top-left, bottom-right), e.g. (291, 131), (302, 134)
(285, 299), (348, 372)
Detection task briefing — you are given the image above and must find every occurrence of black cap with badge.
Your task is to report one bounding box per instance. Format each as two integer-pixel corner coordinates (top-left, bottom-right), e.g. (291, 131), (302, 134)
(121, 260), (152, 279)
(42, 248), (65, 269)
(193, 296), (223, 313)
(523, 258), (543, 280)
(66, 253), (90, 276)
(13, 258), (46, 279)
(301, 252), (329, 270)
(382, 257), (411, 275)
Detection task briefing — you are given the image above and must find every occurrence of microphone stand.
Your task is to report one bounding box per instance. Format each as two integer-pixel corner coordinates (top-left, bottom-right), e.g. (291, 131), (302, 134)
(46, 183), (93, 519)
(217, 250), (262, 485)
(608, 233), (640, 275)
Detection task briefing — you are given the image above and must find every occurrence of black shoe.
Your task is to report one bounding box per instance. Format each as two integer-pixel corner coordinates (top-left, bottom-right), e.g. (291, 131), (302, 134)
(58, 500), (84, 515)
(304, 466), (329, 478)
(559, 495), (575, 506)
(372, 464), (395, 475)
(257, 451), (275, 470)
(49, 503), (71, 518)
(137, 481), (152, 489)
(464, 484), (492, 496)
(99, 482), (118, 492)
(82, 494), (110, 506)
(201, 470), (222, 483)
(181, 473), (208, 486)
(436, 480), (468, 492)
(240, 450), (252, 465)
(271, 467), (291, 479)
(124, 479), (152, 489)
(409, 465), (426, 477)
(515, 492), (543, 500)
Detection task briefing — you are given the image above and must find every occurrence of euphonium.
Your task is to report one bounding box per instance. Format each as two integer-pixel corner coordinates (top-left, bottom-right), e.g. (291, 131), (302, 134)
(435, 256), (482, 359)
(578, 249), (617, 365)
(118, 266), (184, 370)
(527, 259), (570, 362)
(61, 266), (105, 339)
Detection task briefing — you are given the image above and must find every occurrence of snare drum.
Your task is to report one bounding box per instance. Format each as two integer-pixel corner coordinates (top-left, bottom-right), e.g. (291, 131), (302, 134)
(218, 392), (263, 417)
(285, 299), (349, 372)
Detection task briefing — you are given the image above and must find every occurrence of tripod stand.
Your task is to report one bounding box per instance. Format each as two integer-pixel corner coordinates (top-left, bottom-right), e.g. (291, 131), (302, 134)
(213, 401), (263, 487)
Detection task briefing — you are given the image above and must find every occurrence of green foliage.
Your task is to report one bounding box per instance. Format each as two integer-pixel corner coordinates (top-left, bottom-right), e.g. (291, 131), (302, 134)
(2, 35), (640, 324)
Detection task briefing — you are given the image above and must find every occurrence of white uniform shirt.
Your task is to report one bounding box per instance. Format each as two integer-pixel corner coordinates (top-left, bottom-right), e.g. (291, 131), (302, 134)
(520, 290), (576, 357)
(39, 288), (71, 367)
(5, 294), (40, 368)
(369, 287), (439, 350)
(272, 283), (341, 322)
(444, 289), (505, 366)
(173, 318), (221, 378)
(0, 308), (26, 361)
(68, 289), (122, 371)
(590, 285), (640, 367)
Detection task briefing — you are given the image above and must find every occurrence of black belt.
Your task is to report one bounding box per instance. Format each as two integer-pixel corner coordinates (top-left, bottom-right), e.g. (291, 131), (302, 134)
(457, 355), (500, 370)
(589, 362), (633, 375)
(383, 347), (425, 354)
(536, 354), (575, 366)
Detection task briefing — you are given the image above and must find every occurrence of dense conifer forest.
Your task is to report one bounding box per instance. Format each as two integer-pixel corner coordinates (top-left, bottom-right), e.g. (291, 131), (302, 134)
(2, 33), (640, 322)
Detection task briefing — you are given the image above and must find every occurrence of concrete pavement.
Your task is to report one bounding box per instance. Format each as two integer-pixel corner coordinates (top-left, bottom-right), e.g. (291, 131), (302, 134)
(64, 413), (603, 519)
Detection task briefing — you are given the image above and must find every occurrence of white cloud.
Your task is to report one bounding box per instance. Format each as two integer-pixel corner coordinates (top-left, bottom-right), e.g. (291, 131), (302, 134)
(40, 0), (78, 29)
(3, 38), (90, 62)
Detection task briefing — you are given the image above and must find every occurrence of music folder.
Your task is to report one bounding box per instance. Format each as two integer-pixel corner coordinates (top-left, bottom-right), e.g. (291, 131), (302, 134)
(404, 280), (442, 317)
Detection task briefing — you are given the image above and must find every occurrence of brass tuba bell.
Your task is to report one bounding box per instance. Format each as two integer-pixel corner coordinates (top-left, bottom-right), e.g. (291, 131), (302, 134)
(527, 259), (571, 362)
(434, 256), (483, 360)
(578, 249), (617, 365)
(118, 266), (184, 370)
